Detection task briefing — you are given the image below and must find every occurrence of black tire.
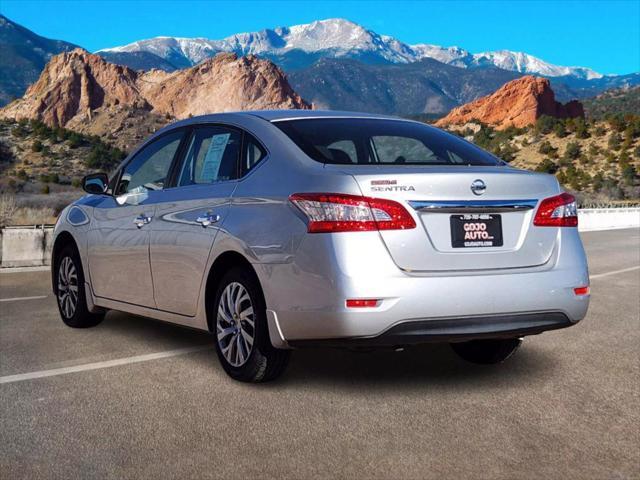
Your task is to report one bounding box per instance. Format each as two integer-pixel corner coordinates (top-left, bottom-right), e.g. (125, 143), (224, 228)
(450, 338), (522, 365)
(54, 244), (104, 328)
(212, 267), (290, 382)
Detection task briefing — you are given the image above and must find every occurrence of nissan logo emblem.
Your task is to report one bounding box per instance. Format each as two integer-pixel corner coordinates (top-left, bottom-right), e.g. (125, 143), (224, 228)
(470, 179), (486, 196)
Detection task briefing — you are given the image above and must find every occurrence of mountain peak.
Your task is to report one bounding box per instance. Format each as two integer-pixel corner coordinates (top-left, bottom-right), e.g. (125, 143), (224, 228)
(95, 18), (604, 79)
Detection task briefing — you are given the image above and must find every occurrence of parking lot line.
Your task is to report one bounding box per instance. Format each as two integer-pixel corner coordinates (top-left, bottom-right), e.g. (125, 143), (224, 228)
(590, 265), (640, 280)
(0, 345), (212, 384)
(0, 295), (48, 302)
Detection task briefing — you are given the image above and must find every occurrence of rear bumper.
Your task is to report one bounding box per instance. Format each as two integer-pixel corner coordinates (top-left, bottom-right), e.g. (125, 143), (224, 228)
(287, 312), (573, 347)
(256, 228), (589, 346)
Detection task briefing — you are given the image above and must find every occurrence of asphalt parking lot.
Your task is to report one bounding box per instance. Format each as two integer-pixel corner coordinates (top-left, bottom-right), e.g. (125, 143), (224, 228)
(1, 228), (639, 479)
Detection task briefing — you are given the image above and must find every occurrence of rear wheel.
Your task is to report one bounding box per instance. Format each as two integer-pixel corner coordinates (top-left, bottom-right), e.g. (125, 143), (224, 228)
(55, 244), (104, 328)
(213, 267), (290, 382)
(450, 338), (522, 364)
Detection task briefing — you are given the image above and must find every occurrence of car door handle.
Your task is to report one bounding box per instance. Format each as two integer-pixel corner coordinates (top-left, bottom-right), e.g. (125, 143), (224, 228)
(134, 214), (152, 228)
(195, 213), (221, 227)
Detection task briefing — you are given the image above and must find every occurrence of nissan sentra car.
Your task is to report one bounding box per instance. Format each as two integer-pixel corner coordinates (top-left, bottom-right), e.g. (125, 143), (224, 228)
(52, 111), (590, 382)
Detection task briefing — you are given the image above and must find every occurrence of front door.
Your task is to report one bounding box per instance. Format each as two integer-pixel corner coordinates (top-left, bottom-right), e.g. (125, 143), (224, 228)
(88, 129), (186, 307)
(149, 125), (243, 316)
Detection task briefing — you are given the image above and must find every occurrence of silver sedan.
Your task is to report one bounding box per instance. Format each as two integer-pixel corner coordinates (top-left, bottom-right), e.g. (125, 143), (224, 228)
(52, 111), (590, 382)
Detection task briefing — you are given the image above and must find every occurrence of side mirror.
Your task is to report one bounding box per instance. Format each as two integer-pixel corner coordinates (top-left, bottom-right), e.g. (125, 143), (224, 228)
(82, 173), (109, 195)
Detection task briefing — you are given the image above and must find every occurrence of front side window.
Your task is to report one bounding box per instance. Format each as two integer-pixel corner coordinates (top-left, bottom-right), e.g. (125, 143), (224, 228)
(178, 126), (241, 186)
(274, 118), (502, 166)
(116, 130), (183, 196)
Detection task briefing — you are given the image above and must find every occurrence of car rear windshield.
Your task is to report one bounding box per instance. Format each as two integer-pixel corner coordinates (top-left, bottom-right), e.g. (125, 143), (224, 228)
(274, 118), (502, 166)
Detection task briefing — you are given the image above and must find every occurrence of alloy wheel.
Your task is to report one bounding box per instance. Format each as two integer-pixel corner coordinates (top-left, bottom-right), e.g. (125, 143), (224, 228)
(57, 256), (79, 319)
(216, 282), (255, 367)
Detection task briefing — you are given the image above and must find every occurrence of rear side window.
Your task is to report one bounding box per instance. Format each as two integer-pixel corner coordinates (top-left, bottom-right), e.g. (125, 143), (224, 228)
(242, 134), (267, 175)
(178, 126), (241, 186)
(274, 118), (502, 166)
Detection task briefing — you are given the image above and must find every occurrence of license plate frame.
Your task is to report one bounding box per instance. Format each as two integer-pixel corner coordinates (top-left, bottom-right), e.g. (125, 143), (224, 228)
(450, 214), (503, 248)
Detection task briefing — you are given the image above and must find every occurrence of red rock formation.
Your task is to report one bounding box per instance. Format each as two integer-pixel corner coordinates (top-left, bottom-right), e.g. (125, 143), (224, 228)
(0, 49), (310, 129)
(435, 76), (584, 130)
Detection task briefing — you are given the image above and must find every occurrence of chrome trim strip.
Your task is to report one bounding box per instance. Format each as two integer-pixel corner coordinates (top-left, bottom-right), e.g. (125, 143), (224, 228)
(270, 116), (416, 123)
(409, 199), (539, 213)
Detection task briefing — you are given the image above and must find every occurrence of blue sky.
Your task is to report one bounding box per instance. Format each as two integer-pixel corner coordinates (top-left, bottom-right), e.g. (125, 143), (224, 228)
(2, 0), (639, 75)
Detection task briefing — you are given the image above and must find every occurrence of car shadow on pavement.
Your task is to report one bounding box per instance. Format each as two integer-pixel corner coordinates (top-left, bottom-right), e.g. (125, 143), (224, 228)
(99, 312), (558, 389)
(100, 310), (213, 345)
(282, 344), (558, 389)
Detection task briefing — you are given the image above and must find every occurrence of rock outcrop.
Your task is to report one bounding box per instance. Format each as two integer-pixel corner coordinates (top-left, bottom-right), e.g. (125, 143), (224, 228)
(138, 52), (309, 118)
(0, 49), (310, 130)
(435, 76), (584, 129)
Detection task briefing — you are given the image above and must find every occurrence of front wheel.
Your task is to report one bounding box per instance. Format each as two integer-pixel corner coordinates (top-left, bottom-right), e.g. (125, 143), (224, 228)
(213, 267), (290, 382)
(55, 245), (104, 328)
(450, 338), (522, 364)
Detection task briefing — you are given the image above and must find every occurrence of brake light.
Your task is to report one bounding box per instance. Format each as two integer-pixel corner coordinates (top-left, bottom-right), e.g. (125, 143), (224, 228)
(533, 193), (578, 227)
(574, 286), (590, 296)
(289, 193), (416, 233)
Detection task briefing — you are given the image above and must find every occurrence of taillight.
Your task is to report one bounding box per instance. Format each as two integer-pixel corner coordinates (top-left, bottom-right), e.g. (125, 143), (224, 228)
(289, 193), (416, 233)
(533, 193), (578, 227)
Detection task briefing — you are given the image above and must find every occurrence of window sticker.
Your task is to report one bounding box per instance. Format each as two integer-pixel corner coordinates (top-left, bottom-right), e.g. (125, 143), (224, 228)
(200, 133), (230, 182)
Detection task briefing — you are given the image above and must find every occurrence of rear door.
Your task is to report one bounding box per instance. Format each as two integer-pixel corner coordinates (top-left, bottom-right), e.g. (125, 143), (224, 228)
(149, 125), (244, 316)
(336, 165), (560, 272)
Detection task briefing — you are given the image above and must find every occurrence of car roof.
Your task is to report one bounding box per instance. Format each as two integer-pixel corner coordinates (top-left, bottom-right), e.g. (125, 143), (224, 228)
(165, 110), (408, 128)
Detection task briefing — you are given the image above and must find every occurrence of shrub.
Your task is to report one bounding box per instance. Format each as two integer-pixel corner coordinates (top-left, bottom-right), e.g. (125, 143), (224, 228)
(535, 158), (558, 174)
(535, 115), (556, 135)
(607, 133), (621, 151)
(0, 194), (17, 226)
(564, 142), (581, 160)
(10, 125), (28, 138)
(592, 172), (604, 191)
(40, 184), (50, 194)
(574, 118), (590, 139)
(553, 122), (567, 138)
(538, 140), (557, 156)
(31, 140), (43, 152)
(622, 164), (637, 185)
(67, 132), (83, 148)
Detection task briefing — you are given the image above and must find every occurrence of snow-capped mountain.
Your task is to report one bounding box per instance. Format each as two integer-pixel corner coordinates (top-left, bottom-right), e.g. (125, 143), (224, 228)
(98, 18), (603, 79)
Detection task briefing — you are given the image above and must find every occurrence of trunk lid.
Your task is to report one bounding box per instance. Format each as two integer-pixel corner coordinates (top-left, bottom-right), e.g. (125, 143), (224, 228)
(330, 165), (561, 272)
